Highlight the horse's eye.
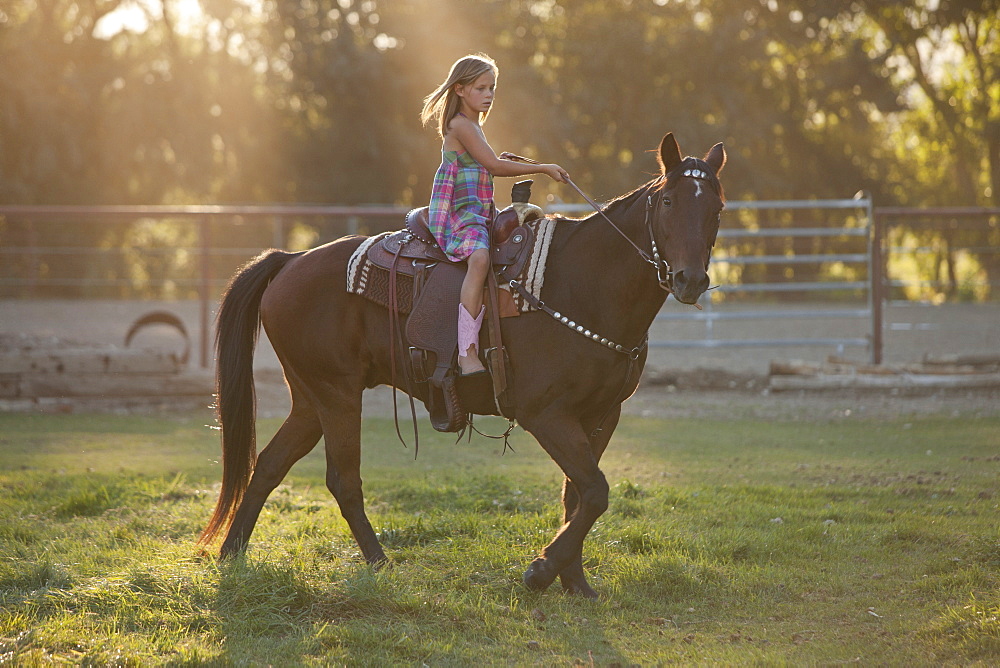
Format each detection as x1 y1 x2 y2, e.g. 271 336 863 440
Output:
663 197 672 207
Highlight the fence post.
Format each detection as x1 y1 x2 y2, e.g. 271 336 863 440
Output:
199 217 213 369
870 204 884 365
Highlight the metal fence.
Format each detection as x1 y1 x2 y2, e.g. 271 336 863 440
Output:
553 196 878 360
0 205 409 367
875 207 999 301
2 200 997 369
666 198 876 356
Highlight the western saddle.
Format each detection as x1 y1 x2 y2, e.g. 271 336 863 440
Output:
365 180 542 433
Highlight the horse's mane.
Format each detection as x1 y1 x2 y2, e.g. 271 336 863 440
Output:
548 155 724 225
546 176 656 224
601 177 660 216
601 155 726 215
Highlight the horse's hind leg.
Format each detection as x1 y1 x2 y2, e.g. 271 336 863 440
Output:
314 383 387 567
220 400 323 558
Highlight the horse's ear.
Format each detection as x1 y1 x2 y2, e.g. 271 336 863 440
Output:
657 133 682 175
705 142 727 175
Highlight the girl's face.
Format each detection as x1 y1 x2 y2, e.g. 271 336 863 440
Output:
455 71 496 116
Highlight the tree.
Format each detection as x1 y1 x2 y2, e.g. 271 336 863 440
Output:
861 0 998 206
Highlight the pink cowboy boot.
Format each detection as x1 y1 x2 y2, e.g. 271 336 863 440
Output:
457 304 486 375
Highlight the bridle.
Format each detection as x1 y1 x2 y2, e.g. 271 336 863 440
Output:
506 165 718 358
565 177 672 292
568 165 717 299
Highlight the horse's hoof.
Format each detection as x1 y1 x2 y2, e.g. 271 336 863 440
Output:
369 556 391 571
218 544 244 561
523 559 557 591
561 581 600 599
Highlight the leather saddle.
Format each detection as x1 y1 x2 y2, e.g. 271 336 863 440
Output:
367 207 534 284
367 184 541 433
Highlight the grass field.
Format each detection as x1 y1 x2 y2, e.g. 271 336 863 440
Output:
1 406 998 665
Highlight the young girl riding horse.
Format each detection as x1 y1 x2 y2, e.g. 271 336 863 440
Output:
420 54 569 376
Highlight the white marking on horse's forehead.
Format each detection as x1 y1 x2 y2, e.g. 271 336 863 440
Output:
681 167 709 198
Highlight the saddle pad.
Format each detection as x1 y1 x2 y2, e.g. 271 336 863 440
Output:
346 232 416 313
505 216 557 312
346 218 559 315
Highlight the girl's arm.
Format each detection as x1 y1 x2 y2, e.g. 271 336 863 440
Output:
449 115 569 183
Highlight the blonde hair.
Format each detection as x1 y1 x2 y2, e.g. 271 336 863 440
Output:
420 54 498 138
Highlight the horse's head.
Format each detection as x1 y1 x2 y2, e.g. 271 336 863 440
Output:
651 133 726 305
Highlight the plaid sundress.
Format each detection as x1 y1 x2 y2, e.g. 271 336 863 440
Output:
428 149 493 262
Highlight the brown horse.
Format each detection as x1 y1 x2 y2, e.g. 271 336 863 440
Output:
199 132 726 598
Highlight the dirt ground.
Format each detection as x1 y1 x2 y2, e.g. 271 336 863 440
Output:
246 368 999 423
1 299 997 420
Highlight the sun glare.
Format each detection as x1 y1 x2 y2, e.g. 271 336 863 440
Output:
93 0 209 39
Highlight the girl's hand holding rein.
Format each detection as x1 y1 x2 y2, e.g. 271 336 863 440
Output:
497 151 569 184
542 163 570 184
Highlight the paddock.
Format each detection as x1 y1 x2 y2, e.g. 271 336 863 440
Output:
1 400 997 664
2 297 997 415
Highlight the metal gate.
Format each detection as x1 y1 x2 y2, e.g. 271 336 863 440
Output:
555 197 879 362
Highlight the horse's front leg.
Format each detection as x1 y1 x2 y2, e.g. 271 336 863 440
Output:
556 406 621 598
520 414 609 594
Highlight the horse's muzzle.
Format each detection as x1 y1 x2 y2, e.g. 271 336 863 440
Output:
672 268 710 304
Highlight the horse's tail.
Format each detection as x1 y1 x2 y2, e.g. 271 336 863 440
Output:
198 249 301 546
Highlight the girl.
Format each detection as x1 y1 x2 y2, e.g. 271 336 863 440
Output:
420 54 569 375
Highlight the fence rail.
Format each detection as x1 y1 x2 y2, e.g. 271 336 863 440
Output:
1 205 408 366
3 200 997 368
657 197 877 359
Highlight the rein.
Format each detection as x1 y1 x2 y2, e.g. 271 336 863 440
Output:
566 178 661 272
503 153 669 286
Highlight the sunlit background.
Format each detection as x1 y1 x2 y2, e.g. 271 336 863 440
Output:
0 0 997 302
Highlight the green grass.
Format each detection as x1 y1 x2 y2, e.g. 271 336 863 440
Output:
0 407 998 665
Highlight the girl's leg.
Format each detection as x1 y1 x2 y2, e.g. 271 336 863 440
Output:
458 248 489 374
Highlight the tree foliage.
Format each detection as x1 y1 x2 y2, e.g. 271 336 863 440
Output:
2 0 995 206
0 0 996 297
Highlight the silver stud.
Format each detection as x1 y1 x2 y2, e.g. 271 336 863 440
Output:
600 338 608 345
576 325 584 333
513 234 523 243
553 312 561 319
592 333 601 341
584 330 591 337
561 316 569 324
615 345 624 352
